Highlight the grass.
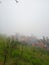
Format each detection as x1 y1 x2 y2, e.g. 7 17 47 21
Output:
0 36 49 65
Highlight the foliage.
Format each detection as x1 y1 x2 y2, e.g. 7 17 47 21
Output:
0 35 49 65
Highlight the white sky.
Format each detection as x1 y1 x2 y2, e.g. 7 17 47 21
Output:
0 0 49 38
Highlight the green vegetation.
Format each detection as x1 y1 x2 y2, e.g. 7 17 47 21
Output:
0 35 49 65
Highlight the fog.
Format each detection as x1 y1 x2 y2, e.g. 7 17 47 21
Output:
0 0 49 38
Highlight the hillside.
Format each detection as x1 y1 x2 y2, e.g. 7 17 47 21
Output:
0 35 49 65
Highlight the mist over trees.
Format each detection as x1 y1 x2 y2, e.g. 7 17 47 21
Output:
0 0 49 64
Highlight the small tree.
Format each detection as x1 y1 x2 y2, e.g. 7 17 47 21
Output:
42 36 46 44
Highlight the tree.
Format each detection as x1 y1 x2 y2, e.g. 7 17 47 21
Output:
42 36 46 44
